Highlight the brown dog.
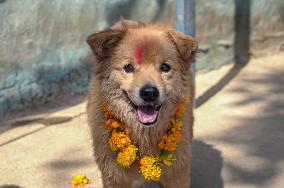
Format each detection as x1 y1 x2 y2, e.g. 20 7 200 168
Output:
86 19 198 188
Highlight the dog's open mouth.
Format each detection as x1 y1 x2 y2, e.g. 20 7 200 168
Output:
137 105 161 125
123 91 161 125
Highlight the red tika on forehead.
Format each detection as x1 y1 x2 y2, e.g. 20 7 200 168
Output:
134 46 144 64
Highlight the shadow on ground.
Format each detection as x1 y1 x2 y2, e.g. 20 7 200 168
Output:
0 95 85 139
191 140 223 188
196 63 246 108
0 115 84 147
208 66 284 186
1 94 85 125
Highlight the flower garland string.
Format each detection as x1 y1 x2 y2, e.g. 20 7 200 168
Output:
101 101 185 181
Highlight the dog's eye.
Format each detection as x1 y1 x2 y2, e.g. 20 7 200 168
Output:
160 63 171 73
123 64 134 73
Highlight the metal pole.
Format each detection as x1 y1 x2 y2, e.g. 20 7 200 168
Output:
176 0 196 109
176 0 196 76
176 0 196 37
234 0 251 65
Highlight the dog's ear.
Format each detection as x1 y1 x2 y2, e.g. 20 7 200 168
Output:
86 28 126 61
87 19 145 61
167 30 198 64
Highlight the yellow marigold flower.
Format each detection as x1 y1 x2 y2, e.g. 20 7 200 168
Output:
71 175 89 186
109 131 131 151
117 144 138 168
158 130 182 151
175 104 185 116
140 156 162 181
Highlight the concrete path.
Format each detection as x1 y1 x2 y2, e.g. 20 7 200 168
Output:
1 54 284 188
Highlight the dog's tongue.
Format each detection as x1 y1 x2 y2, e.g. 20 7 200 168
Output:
137 106 158 124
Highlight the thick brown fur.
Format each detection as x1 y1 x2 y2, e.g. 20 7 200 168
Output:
86 19 198 188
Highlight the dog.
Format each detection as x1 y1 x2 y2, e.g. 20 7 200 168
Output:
86 19 198 188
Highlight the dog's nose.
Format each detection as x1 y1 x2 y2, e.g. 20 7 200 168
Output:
140 85 159 102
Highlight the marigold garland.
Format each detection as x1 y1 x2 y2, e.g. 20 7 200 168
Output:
102 102 185 181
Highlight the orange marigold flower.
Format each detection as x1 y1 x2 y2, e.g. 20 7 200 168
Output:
101 101 113 117
175 104 185 116
109 131 131 151
105 119 123 132
111 120 122 129
101 101 109 112
105 119 114 132
158 130 182 151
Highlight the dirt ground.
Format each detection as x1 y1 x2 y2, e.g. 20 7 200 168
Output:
1 53 283 188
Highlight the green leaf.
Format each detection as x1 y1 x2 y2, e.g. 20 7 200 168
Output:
163 159 173 166
160 149 170 159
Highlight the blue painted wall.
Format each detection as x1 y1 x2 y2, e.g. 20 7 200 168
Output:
0 0 283 118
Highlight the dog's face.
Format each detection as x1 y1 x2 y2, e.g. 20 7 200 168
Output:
87 20 197 127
